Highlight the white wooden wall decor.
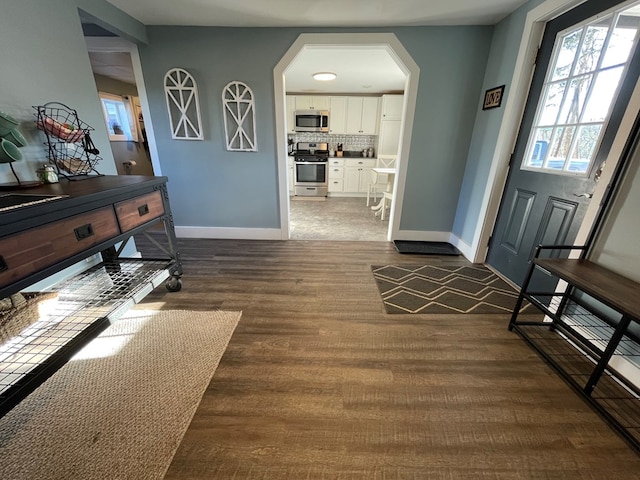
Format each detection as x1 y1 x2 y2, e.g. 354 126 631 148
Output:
164 68 203 140
222 81 257 152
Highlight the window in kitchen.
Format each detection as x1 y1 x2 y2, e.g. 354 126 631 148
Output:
164 68 203 140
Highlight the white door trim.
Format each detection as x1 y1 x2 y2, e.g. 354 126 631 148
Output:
273 33 419 241
473 0 587 263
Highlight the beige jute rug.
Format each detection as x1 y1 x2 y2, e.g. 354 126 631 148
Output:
0 308 241 480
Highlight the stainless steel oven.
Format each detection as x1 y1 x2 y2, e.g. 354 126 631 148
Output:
294 142 329 197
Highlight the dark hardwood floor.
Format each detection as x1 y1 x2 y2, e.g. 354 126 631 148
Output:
136 238 640 479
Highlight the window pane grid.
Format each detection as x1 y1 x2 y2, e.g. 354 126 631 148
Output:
523 4 640 175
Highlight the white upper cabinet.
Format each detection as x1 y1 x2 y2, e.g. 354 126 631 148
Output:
329 97 347 134
286 96 297 133
295 96 330 111
346 97 379 135
361 97 380 134
380 94 404 121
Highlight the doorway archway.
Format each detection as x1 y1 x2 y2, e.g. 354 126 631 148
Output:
273 33 420 241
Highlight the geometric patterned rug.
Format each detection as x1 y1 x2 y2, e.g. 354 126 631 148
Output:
372 264 530 314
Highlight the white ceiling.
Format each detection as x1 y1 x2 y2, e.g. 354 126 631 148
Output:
88 51 137 85
93 0 528 93
105 0 528 27
285 46 407 94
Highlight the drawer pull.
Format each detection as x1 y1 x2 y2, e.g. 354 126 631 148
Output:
138 203 150 216
0 255 7 272
74 223 94 241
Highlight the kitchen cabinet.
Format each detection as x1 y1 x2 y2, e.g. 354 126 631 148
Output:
294 95 330 111
377 94 403 157
381 94 404 120
346 97 379 135
378 120 401 156
288 157 295 193
329 97 347 134
344 158 376 192
286 95 297 133
327 157 345 193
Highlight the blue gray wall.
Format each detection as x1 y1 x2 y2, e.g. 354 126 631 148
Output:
140 28 299 228
452 0 546 246
138 26 493 232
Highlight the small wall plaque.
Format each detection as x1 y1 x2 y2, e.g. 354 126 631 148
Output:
483 85 505 110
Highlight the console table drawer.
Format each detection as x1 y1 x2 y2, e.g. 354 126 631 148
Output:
0 207 119 288
115 191 164 233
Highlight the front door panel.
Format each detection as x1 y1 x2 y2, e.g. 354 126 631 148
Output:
487 0 640 286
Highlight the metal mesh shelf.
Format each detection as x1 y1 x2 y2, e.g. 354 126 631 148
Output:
0 258 171 416
526 293 640 377
518 323 640 447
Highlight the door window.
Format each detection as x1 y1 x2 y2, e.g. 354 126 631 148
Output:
523 3 640 175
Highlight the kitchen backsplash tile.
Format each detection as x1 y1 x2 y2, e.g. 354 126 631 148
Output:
289 133 375 152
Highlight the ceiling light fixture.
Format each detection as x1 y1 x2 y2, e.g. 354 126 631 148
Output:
313 72 337 81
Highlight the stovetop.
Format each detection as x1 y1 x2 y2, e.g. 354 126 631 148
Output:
294 153 328 162
295 142 329 162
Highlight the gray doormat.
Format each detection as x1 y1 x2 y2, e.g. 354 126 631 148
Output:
394 241 460 255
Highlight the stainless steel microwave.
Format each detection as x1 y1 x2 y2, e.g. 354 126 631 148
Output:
294 110 329 132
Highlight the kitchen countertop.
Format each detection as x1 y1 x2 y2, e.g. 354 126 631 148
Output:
333 151 376 159
290 150 375 158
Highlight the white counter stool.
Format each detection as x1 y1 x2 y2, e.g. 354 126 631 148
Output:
379 191 393 220
370 164 397 221
366 155 396 206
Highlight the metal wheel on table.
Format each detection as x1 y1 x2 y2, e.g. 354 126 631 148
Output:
165 276 183 292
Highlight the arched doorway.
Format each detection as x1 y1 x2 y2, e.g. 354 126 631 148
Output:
273 33 420 241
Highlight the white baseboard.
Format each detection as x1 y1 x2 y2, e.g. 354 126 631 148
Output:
175 226 284 240
326 193 367 198
175 226 478 261
448 234 474 262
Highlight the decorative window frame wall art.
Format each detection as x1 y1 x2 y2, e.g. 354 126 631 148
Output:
222 81 257 152
164 68 203 140
482 85 505 110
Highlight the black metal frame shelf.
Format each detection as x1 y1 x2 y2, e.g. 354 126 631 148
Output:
509 244 640 452
0 258 171 417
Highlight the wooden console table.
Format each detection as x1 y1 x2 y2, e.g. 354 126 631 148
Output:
509 245 640 451
0 175 182 417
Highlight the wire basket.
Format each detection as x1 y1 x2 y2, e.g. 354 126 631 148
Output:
34 102 101 177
